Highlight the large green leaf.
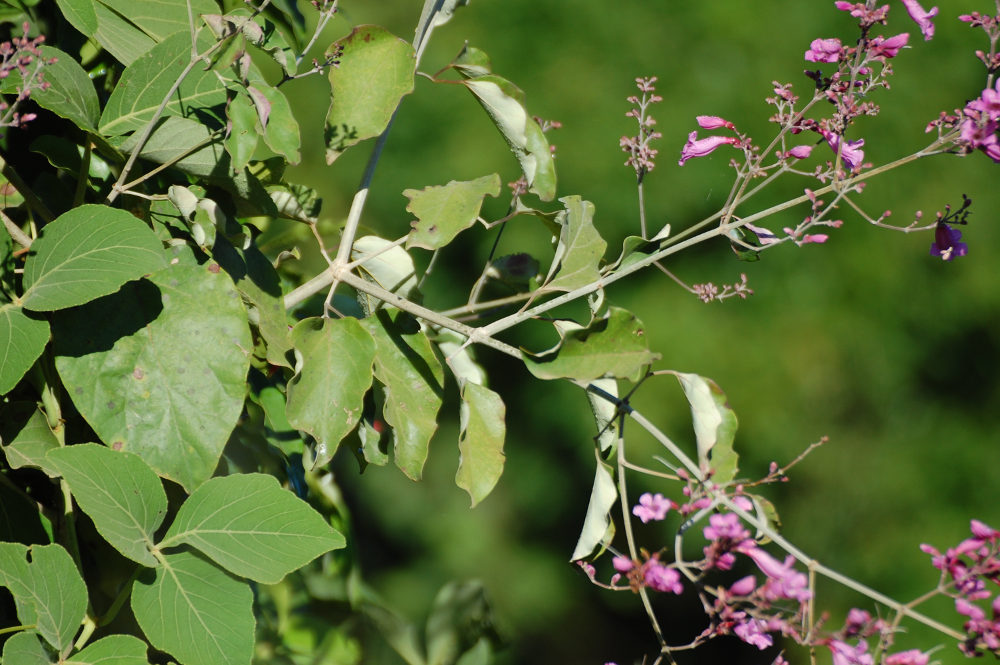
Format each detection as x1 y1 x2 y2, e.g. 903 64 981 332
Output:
31 46 100 132
47 444 167 567
91 3 156 65
1 631 52 665
55 0 98 38
53 262 252 492
0 305 49 394
455 382 505 507
458 74 556 201
159 473 345 583
405 175 501 250
255 83 300 164
1 403 60 477
570 452 617 561
131 550 254 665
541 196 606 293
523 307 659 383
66 634 150 665
674 372 739 484
118 116 228 177
97 0 219 41
0 543 88 655
20 205 167 312
285 317 375 466
99 31 228 136
364 313 444 480
324 26 416 163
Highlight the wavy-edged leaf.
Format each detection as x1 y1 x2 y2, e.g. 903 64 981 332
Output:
53 262 252 492
456 382 505 507
324 26 415 163
523 307 659 383
47 444 166 567
0 543 88 654
66 634 150 665
21 205 166 312
675 372 739 483
570 452 616 561
541 196 605 292
364 313 444 480
285 317 375 466
405 174 500 250
131 550 253 665
0 305 49 394
160 473 345 583
99 31 228 135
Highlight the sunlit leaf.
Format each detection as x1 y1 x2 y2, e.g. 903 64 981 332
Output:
405 175 501 250
455 382 505 507
351 236 419 314
47 444 166 567
0 306 49 394
160 473 345 584
21 205 166 312
541 196 605 292
66 634 150 665
256 83 300 164
53 262 252 492
325 26 415 163
0 631 51 665
570 452 616 561
97 0 219 41
117 115 227 177
523 307 659 383
285 317 375 466
225 92 259 173
131 550 254 665
674 372 739 483
30 46 99 132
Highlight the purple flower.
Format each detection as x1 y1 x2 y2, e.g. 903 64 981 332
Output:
703 512 750 541
678 131 739 165
696 115 734 130
612 555 634 572
805 37 844 62
745 548 813 602
899 0 938 40
819 129 865 171
829 639 874 665
786 144 814 160
929 222 968 261
632 492 672 523
734 616 773 650
643 560 683 594
885 649 930 665
868 33 909 58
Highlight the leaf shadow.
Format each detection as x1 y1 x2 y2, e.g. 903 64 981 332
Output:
51 278 163 357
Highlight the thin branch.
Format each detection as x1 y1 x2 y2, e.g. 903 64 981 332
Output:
1 209 31 248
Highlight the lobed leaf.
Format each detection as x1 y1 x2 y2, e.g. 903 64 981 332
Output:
131 550 254 665
160 473 345 583
405 175 501 250
324 26 416 163
523 307 659 383
674 373 739 483
455 382 506 507
0 306 50 394
53 262 252 492
47 444 167 567
285 317 376 466
21 205 167 312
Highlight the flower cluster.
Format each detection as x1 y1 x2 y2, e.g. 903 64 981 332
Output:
0 23 54 130
620 76 663 177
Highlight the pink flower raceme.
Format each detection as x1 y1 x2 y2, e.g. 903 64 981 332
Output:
745 547 813 602
644 560 683 594
899 0 938 40
929 222 968 261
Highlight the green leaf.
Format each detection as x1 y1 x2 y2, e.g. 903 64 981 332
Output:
159 473 345 583
459 75 556 201
1 402 60 477
53 263 252 492
674 373 739 483
225 92 259 173
55 0 98 38
0 543 88 654
541 196 606 292
455 382 505 507
425 581 497 665
91 3 155 65
47 443 167 567
97 0 219 41
131 550 254 665
404 175 501 250
1 631 52 665
351 236 419 314
0 305 49 394
324 26 416 163
523 307 659 383
99 31 228 136
256 83 300 164
65 634 150 665
118 116 227 177
363 313 444 481
570 452 616 561
285 317 375 466
21 204 167 312
31 46 100 132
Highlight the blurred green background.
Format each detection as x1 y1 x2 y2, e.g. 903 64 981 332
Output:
277 1 1000 663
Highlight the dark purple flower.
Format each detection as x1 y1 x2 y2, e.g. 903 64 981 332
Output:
930 222 968 261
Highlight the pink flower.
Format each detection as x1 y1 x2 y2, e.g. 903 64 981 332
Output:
612 555 634 572
899 0 938 40
678 131 739 165
697 115 735 130
644 560 683 594
703 512 750 541
819 129 865 170
805 37 844 62
734 616 773 649
745 548 813 602
632 492 672 523
868 33 909 58
728 575 757 596
971 519 1000 540
829 639 874 665
786 144 814 160
885 649 930 665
